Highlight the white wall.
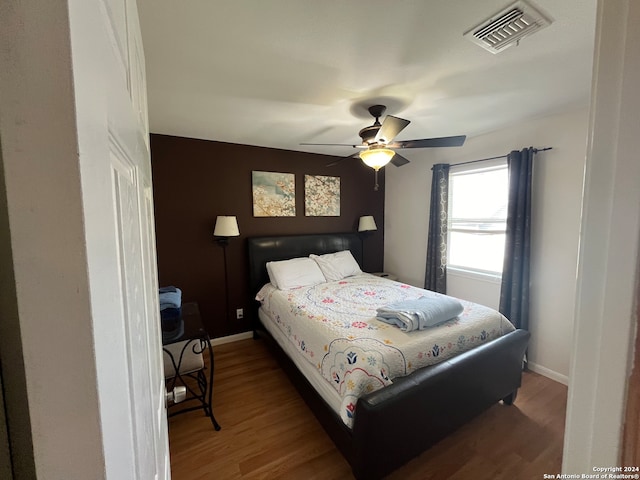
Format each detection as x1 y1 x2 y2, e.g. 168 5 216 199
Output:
447 270 501 310
385 107 590 383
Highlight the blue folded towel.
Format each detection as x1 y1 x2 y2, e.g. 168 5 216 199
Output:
376 295 464 332
159 286 182 311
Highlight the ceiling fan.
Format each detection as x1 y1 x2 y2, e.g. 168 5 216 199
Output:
301 105 467 172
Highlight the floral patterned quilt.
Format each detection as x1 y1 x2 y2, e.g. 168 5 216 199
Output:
256 273 515 428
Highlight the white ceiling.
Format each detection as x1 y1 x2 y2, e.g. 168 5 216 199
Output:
137 0 596 159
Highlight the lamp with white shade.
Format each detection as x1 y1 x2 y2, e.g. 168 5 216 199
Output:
214 216 240 321
357 215 377 271
358 215 377 232
214 215 240 244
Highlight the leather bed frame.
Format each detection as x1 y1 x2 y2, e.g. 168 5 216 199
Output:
247 233 529 479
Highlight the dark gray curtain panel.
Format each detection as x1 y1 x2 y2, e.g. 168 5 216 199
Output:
499 148 534 331
425 164 450 293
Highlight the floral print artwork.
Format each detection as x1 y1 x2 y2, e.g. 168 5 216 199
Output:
305 175 340 216
252 171 295 217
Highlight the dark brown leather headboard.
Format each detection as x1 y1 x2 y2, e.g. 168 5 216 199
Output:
247 233 363 296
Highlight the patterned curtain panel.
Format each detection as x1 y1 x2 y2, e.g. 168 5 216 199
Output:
425 164 450 293
499 148 534 332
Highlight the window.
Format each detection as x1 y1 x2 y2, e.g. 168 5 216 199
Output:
447 161 508 276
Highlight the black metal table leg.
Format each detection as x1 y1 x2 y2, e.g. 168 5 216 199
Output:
162 303 221 431
202 336 221 430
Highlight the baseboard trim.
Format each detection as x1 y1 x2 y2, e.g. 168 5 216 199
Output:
210 331 253 346
528 362 569 386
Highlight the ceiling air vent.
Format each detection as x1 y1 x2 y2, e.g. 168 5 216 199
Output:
464 0 553 54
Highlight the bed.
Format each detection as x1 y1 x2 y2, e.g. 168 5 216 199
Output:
248 233 529 479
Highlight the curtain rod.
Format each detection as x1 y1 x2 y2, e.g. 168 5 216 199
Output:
440 147 553 169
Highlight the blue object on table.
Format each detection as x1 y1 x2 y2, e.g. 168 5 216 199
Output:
162 319 184 343
159 286 182 310
161 307 181 320
159 286 183 341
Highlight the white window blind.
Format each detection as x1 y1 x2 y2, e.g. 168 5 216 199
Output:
447 162 508 275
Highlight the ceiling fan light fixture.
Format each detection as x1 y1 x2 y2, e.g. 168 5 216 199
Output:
359 148 395 171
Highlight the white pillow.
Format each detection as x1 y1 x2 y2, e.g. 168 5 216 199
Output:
310 250 362 282
266 257 327 290
266 262 279 288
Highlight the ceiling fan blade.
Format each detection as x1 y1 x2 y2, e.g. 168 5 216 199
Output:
390 153 410 167
388 135 466 149
326 158 346 167
301 142 366 148
374 115 410 144
326 152 359 167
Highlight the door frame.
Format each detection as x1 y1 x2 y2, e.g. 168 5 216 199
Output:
0 0 167 477
563 0 640 472
622 276 640 465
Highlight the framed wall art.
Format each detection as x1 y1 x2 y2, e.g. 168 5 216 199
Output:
304 174 340 217
252 171 296 217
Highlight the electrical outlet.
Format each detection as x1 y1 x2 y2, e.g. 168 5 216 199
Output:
236 308 244 319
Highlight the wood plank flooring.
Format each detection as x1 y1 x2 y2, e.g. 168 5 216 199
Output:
168 338 567 479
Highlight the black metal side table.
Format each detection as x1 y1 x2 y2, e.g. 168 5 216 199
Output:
162 302 221 430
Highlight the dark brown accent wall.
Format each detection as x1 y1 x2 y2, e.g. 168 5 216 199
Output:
151 134 385 339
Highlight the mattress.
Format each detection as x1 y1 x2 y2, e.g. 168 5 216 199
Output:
258 307 344 414
256 273 515 428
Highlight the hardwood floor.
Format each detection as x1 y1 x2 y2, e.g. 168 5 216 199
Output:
168 338 567 479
